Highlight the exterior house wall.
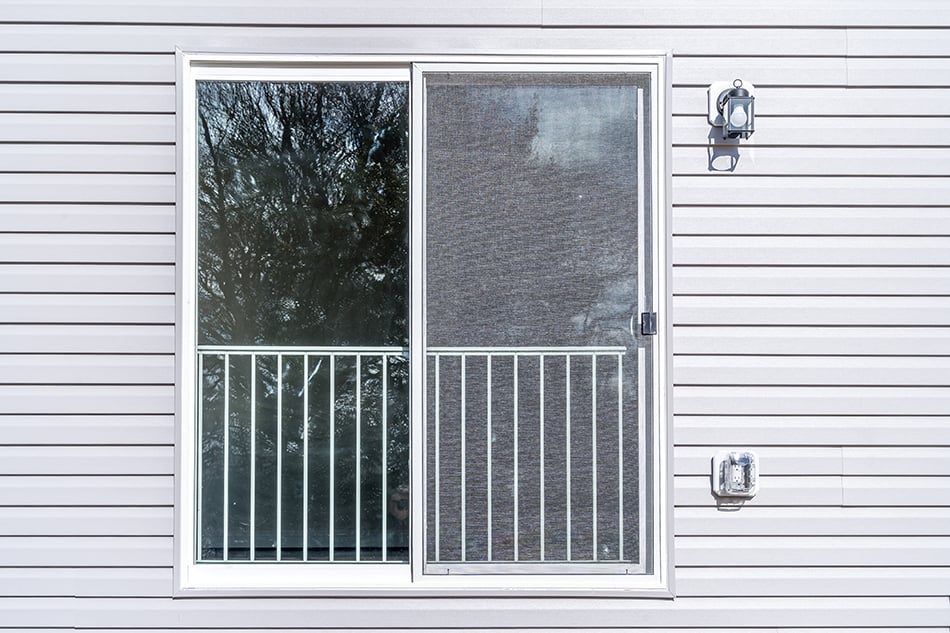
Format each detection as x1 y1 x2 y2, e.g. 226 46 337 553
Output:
0 0 948 628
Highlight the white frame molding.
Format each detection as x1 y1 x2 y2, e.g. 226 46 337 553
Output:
175 51 672 597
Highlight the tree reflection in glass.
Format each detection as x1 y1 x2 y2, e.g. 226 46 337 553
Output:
196 81 409 563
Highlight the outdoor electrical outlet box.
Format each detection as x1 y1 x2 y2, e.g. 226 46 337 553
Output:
712 450 759 498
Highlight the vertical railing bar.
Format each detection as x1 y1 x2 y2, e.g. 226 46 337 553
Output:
249 354 256 562
460 354 466 562
223 353 229 562
196 353 204 561
513 354 519 562
303 354 309 562
434 354 440 562
592 354 598 561
276 353 283 562
329 354 335 562
356 354 362 562
565 354 571 562
617 353 624 561
486 355 492 563
382 354 388 562
539 355 544 562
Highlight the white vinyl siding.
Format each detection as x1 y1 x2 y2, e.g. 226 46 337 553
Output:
0 0 947 629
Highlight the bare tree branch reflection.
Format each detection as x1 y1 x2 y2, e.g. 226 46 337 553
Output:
197 81 409 562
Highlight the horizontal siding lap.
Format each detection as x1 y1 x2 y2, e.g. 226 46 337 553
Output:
675 507 950 536
0 598 86 628
542 0 950 27
844 477 950 507
0 536 170 567
676 355 950 386
672 56 847 86
675 386 950 415
0 266 174 294
0 476 173 506
675 326 950 355
0 114 174 143
677 236 950 266
0 84 174 113
75 568 173 597
0 325 173 353
63 597 950 627
674 87 950 116
0 1 544 25
0 145 174 173
0 415 173 445
673 177 950 207
678 476 950 508
675 416 950 447
0 447 171 476
0 507 171 537
0 25 848 55
0 54 174 83
28 567 948 599
673 208 950 237
676 567 950 597
675 475 843 506
0 568 170 598
673 296 950 327
673 116 950 146
848 29 950 56
676 535 950 566
0 174 172 204
0 386 172 415
674 267 950 296
0 355 173 384
0 205 175 233
0 235 173 264
675 446 843 475
0 295 173 324
846 58 950 86
0 571 74 597
843 448 950 475
0 568 174 599
673 147 950 177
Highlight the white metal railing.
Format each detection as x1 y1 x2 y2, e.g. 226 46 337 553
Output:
426 346 628 566
198 344 629 566
196 345 408 563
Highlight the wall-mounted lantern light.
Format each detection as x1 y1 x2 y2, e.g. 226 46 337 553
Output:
708 79 755 140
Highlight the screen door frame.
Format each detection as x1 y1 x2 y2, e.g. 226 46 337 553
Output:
408 57 671 593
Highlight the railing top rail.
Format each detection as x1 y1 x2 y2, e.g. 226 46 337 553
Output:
197 345 407 354
427 346 627 355
197 345 625 355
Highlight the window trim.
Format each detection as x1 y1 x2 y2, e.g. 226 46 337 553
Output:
175 51 672 597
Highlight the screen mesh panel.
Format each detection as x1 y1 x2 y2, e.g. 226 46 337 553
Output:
424 72 642 572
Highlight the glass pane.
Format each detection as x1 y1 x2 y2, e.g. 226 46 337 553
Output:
424 72 643 573
196 80 410 564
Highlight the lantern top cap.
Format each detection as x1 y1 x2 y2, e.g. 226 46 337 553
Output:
717 79 753 114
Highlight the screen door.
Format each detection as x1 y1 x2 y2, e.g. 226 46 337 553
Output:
420 68 651 574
